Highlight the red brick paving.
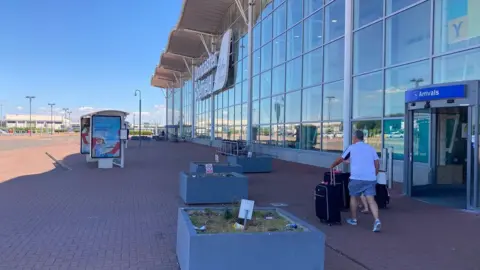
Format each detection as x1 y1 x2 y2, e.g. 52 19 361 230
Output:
0 139 479 270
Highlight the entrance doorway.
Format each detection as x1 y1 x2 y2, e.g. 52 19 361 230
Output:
404 82 479 210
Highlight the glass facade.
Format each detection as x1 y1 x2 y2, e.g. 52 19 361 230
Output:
166 0 480 164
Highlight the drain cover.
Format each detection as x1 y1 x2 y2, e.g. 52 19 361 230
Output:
270 203 288 207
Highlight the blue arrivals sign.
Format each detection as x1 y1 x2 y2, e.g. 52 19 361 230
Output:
405 84 466 103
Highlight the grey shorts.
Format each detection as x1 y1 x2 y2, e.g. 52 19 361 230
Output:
348 179 376 197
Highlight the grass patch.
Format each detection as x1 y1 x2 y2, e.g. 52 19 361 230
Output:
187 208 304 234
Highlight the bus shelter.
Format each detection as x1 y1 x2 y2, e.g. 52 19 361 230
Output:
80 110 129 169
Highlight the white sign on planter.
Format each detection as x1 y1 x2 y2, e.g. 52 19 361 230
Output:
213 29 232 92
239 199 255 220
205 163 214 174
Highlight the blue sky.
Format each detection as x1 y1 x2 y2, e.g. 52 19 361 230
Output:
0 0 180 124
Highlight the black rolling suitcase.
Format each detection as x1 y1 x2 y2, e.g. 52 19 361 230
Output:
375 184 390 209
315 170 342 225
324 170 351 210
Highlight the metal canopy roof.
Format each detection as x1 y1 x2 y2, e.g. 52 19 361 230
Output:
151 0 236 90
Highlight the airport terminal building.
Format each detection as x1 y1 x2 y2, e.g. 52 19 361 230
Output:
151 0 480 210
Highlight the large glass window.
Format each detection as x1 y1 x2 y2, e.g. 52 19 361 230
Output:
353 22 383 74
433 47 480 84
235 60 242 84
235 83 242 105
287 0 303 27
253 50 261 75
286 57 303 92
354 0 384 29
260 98 271 124
253 25 261 51
242 81 248 104
229 87 235 106
434 0 480 54
304 0 323 17
253 75 260 101
234 105 242 127
272 64 286 95
322 121 343 152
273 34 287 66
323 80 344 121
352 72 383 119
383 119 405 160
252 100 260 125
285 90 302 123
304 9 323 52
352 120 382 152
300 124 321 150
387 0 424 15
261 70 272 98
261 42 273 72
302 85 322 122
262 14 273 45
385 60 430 117
273 2 287 37
324 38 345 82
287 23 303 60
386 1 430 66
303 47 323 87
285 124 301 149
325 0 345 42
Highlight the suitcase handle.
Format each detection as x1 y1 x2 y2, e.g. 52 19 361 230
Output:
330 168 336 185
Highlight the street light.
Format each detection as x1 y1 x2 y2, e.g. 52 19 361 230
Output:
0 103 3 128
67 110 72 129
62 108 69 131
25 96 35 136
135 89 142 147
48 103 55 134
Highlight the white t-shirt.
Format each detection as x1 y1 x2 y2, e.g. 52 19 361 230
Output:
341 141 379 181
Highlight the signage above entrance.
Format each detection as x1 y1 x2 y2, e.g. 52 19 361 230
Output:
194 52 218 82
405 84 466 103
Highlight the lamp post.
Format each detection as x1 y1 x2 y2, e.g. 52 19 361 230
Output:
67 110 72 129
48 103 55 134
0 103 3 128
62 108 69 131
25 96 35 136
135 89 142 147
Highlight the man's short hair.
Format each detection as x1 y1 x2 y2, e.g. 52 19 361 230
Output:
354 130 364 141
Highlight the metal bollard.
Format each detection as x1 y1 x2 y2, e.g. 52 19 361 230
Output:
387 147 394 189
381 148 388 171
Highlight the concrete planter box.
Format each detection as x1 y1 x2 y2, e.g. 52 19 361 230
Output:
189 161 243 174
179 172 248 204
227 155 273 173
176 207 325 270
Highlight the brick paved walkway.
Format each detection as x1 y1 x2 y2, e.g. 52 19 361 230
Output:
0 139 479 270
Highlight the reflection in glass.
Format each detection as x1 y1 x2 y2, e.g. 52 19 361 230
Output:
352 72 383 118
234 105 242 127
433 47 480 84
386 2 430 66
302 86 322 122
242 103 248 126
304 0 323 17
253 25 261 50
285 124 301 149
352 120 382 152
261 71 272 98
304 10 323 52
252 100 260 125
287 23 303 60
386 0 423 15
272 64 286 95
434 0 480 54
223 91 228 108
300 124 321 150
303 47 323 88
287 0 303 27
273 2 287 37
385 60 430 117
272 95 285 124
383 119 405 160
258 125 271 144
260 98 271 124
229 87 235 106
322 121 343 152
242 81 248 105
273 34 287 66
323 80 344 121
354 0 384 29
353 22 383 74
229 106 235 128
235 60 243 84
243 60 249 81
285 90 301 123
324 38 345 82
261 42 273 72
325 0 346 42
253 75 260 101
286 57 303 92
253 49 261 75
262 14 273 45
235 83 242 105
272 123 285 147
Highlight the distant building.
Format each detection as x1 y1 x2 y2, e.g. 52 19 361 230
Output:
4 114 70 130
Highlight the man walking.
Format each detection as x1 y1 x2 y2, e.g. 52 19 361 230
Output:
330 130 382 232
